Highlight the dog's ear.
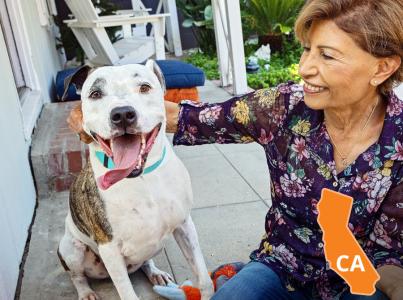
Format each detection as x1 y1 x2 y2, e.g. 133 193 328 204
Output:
62 65 92 101
145 60 166 94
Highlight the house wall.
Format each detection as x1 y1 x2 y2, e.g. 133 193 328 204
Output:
0 28 36 300
21 1 63 102
0 1 62 298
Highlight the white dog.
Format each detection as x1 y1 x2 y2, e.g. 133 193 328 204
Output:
58 60 214 300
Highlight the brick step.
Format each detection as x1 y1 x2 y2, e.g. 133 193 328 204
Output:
31 101 88 198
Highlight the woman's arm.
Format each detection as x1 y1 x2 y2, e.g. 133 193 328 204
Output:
165 100 180 133
366 180 403 299
171 85 291 146
377 265 403 300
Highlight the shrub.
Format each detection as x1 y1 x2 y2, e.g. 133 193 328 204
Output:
177 0 216 55
244 0 305 36
184 37 303 90
183 51 220 80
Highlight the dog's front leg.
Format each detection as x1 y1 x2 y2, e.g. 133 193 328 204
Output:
173 216 214 300
98 243 138 300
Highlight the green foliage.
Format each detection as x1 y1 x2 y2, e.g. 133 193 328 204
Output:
247 36 302 89
94 0 121 42
247 62 300 89
239 0 258 40
244 0 304 35
184 37 303 90
177 0 216 55
183 51 219 80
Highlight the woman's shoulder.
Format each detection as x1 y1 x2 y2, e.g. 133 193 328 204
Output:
385 91 403 135
268 81 322 126
252 81 306 113
257 80 303 98
386 91 403 118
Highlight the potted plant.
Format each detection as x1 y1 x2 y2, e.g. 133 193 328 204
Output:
177 0 216 55
245 0 304 52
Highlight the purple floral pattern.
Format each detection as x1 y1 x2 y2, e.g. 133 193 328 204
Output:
199 105 222 126
174 82 402 299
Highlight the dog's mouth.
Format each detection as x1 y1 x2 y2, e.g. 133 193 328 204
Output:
93 123 162 190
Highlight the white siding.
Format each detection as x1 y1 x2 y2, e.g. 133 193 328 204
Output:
0 28 36 299
21 0 62 103
0 1 62 298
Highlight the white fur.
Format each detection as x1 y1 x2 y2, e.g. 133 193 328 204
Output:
59 62 214 300
81 64 166 140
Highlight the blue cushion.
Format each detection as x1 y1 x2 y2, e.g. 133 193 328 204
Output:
156 60 205 89
56 67 81 101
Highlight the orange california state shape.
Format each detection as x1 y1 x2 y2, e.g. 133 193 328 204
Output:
317 188 380 295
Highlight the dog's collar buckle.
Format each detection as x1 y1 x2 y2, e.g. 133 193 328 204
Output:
95 146 167 177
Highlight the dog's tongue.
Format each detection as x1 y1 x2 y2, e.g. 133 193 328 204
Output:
97 135 141 190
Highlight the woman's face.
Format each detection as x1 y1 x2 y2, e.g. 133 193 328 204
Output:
298 19 379 110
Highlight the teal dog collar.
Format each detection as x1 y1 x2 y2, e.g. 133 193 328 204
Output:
95 146 166 176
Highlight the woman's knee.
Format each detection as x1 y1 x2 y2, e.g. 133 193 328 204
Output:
211 262 289 300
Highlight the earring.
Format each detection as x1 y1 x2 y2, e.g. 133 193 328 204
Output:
371 80 378 86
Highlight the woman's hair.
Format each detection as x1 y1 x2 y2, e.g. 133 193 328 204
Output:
295 0 403 94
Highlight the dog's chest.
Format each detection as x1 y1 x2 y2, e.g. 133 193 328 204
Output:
101 176 190 262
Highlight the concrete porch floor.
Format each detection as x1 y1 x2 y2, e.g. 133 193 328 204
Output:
19 81 272 299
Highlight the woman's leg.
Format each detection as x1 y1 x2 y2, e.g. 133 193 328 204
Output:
340 289 389 300
211 261 307 300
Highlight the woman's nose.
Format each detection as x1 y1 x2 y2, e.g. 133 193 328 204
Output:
298 52 318 78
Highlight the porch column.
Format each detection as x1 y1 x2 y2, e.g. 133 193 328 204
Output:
162 0 183 56
211 0 247 95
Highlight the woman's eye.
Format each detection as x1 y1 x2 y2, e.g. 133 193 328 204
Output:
321 51 334 60
139 84 152 94
303 46 311 52
89 90 102 99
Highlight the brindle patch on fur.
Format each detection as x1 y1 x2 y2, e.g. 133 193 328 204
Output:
69 162 112 244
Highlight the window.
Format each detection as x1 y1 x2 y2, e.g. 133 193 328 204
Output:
0 0 43 140
0 0 27 98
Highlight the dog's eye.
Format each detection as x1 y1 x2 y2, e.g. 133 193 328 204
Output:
89 90 102 99
139 84 152 94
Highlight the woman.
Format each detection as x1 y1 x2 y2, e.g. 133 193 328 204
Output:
69 0 402 299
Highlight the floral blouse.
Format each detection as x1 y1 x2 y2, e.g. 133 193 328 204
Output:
173 82 403 299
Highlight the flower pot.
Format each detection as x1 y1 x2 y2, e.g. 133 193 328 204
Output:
258 34 283 53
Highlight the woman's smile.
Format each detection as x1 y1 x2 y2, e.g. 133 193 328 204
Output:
303 81 327 94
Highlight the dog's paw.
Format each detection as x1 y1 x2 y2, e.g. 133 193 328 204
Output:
147 268 174 286
79 291 100 300
141 260 174 286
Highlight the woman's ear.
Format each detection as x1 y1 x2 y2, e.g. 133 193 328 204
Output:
371 55 401 86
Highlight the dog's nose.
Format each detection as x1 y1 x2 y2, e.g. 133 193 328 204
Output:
110 106 137 128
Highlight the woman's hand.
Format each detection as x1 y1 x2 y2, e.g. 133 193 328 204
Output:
67 102 93 144
390 286 403 300
164 101 180 133
376 265 403 300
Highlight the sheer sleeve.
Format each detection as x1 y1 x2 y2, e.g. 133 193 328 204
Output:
173 83 300 146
